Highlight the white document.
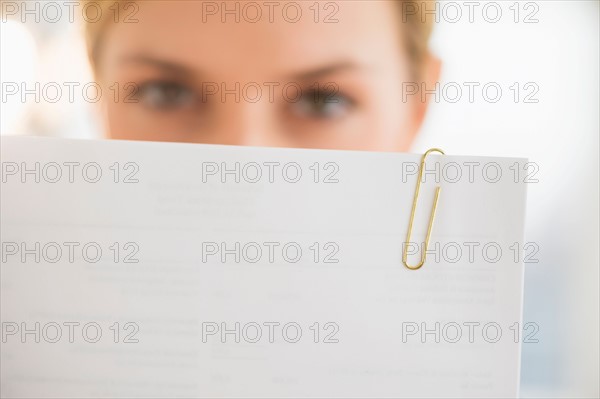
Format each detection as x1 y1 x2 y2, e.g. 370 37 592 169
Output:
0 137 527 398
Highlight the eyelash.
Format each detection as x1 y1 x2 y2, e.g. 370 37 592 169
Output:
128 79 357 118
128 80 197 110
296 87 356 117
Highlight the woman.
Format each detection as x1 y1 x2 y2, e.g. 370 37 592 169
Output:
83 0 438 151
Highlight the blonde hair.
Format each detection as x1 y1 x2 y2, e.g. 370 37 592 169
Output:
82 0 435 77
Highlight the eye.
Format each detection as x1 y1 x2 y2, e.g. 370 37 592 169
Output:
291 88 355 120
132 81 196 110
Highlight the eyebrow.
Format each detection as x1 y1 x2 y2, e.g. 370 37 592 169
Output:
291 61 365 81
120 55 363 81
120 55 196 77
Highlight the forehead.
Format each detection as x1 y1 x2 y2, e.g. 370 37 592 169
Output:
101 0 404 77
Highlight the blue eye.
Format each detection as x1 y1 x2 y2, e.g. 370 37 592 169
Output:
292 89 354 119
134 81 196 110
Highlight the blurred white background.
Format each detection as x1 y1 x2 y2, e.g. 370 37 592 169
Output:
1 1 598 397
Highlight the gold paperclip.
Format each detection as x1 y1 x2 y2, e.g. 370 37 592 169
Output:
403 148 445 270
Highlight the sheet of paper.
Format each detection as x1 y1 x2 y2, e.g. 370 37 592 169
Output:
0 137 527 398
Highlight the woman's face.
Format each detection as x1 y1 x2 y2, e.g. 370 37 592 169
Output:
98 0 434 151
